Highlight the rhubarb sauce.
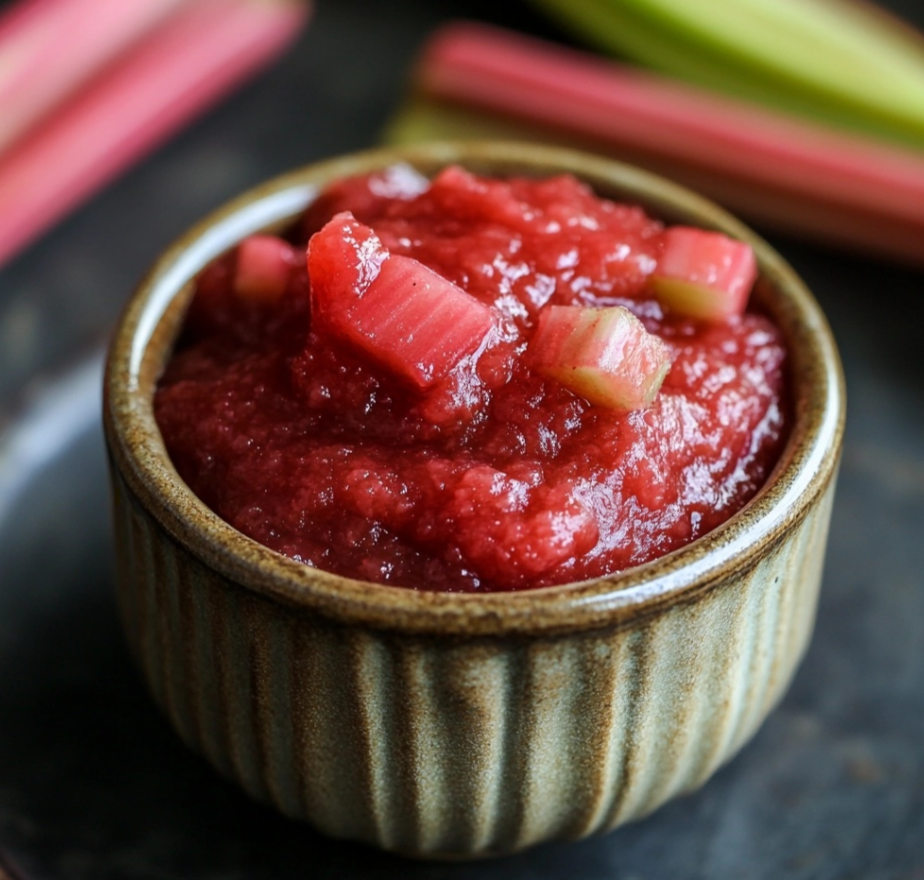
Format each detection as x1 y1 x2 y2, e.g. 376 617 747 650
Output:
154 165 788 592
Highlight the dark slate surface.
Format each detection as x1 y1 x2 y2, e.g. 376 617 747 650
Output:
2 0 924 877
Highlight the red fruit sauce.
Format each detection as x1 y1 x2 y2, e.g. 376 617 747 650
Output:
155 165 788 592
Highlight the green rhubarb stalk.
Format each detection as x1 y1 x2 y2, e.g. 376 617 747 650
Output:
608 0 924 108
384 99 540 145
526 0 891 137
527 0 924 149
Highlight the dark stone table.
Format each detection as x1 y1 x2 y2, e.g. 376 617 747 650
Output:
2 1 924 877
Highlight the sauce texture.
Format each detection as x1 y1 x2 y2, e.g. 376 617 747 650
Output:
155 165 788 592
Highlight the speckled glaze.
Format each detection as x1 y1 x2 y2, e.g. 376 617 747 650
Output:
103 142 845 858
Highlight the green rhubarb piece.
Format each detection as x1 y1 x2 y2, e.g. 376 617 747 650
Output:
530 305 672 410
649 227 757 321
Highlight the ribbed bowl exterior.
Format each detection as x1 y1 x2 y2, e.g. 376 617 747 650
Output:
104 143 845 858
110 461 835 857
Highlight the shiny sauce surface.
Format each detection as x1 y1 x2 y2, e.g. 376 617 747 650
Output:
155 166 788 591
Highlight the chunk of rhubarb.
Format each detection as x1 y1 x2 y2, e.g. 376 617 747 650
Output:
307 212 495 388
233 234 299 303
649 227 756 321
530 305 671 410
306 211 388 320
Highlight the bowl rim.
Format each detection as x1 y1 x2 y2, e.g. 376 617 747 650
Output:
104 140 845 637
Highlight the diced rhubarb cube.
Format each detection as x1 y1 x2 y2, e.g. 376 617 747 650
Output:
530 304 671 410
307 212 495 388
649 226 757 321
233 234 299 303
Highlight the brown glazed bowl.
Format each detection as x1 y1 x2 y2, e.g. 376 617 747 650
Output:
103 142 845 858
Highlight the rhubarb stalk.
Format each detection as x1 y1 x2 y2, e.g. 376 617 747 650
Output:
0 0 190 156
387 22 924 266
526 0 924 150
0 0 310 269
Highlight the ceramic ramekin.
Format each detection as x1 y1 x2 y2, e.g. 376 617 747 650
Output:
103 142 845 858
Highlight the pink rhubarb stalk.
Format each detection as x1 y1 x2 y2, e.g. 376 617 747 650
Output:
414 21 924 266
0 0 189 153
0 0 190 157
0 0 310 269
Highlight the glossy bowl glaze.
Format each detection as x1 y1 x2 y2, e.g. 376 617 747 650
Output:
103 142 845 858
